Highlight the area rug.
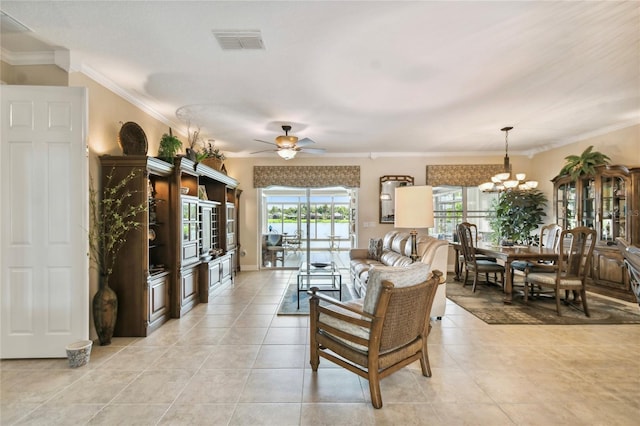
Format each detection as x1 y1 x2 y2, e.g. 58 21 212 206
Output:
446 277 640 325
277 278 355 315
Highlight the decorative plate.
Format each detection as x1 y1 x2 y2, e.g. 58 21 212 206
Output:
118 121 148 155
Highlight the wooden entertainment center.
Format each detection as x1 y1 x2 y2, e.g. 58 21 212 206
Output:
100 155 240 337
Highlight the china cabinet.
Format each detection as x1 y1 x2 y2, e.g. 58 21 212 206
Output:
99 156 172 336
553 164 640 301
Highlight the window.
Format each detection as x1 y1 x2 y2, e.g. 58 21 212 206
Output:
432 186 497 242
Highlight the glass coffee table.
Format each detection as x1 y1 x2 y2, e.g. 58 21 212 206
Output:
297 262 342 308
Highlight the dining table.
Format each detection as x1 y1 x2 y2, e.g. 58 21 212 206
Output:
451 242 559 304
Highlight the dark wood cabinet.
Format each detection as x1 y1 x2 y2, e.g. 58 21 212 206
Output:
99 156 173 337
100 155 239 335
553 164 640 301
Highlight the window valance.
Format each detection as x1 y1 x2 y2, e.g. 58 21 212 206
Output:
253 165 360 188
425 164 504 187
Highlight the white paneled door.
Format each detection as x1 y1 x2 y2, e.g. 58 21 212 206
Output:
1 86 88 358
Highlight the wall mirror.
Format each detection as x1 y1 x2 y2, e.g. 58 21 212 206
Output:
379 175 414 224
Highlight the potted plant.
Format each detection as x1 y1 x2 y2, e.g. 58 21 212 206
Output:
489 189 548 245
197 139 226 171
559 145 610 180
158 129 182 164
89 168 147 345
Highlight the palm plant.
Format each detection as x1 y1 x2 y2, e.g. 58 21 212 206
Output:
559 146 610 180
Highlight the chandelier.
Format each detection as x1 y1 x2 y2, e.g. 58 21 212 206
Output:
479 126 538 192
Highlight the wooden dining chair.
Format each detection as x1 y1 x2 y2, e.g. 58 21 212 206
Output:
457 222 495 278
511 223 562 300
525 227 596 316
457 223 505 292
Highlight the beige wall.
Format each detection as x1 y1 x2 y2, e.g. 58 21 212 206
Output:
0 60 68 85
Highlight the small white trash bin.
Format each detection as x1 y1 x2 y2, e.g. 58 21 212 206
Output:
65 340 93 368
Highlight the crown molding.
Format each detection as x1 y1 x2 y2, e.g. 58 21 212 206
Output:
0 47 55 65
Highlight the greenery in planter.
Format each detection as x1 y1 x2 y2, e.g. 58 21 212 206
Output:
158 131 183 164
89 169 148 279
489 189 548 245
559 145 610 180
196 139 226 162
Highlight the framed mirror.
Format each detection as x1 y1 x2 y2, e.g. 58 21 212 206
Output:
379 175 414 224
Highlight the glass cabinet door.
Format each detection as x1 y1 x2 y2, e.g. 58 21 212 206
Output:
581 177 595 229
557 181 577 230
600 174 627 242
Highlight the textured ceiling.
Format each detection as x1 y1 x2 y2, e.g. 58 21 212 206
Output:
1 1 639 158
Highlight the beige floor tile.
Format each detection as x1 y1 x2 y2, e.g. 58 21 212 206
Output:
412 368 494 403
112 369 193 404
239 369 303 403
86 403 169 425
300 403 374 425
176 369 250 404
148 345 215 371
271 315 309 328
158 403 236 425
48 370 139 404
13 403 104 426
0 403 40 425
233 313 275 328
431 402 515 425
263 326 308 344
201 345 261 369
175 326 228 346
302 369 365 403
254 344 306 369
1 369 87 404
371 402 442 425
96 345 169 371
230 402 301 426
219 327 269 345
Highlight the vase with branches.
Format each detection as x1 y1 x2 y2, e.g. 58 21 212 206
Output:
89 168 147 345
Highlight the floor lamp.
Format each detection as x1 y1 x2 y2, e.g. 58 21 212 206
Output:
395 186 434 262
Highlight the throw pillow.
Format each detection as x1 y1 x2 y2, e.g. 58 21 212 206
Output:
368 238 383 260
362 262 430 314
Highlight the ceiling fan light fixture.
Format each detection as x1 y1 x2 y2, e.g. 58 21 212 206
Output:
275 135 298 148
277 148 297 160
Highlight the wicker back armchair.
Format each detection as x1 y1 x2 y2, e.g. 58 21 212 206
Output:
309 267 442 409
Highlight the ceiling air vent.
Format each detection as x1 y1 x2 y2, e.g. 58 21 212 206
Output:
212 30 265 50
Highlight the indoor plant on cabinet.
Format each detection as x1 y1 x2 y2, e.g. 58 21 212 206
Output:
89 168 147 345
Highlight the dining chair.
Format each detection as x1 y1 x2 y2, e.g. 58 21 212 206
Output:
457 222 495 278
525 227 596 316
511 223 562 300
309 265 442 409
457 223 505 292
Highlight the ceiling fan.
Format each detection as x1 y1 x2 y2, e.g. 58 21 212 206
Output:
252 125 326 160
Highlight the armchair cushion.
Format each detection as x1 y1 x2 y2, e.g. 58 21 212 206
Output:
363 262 430 314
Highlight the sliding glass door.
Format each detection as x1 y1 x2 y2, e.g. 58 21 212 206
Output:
261 186 355 269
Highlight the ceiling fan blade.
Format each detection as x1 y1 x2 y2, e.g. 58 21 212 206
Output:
250 149 277 154
296 137 315 147
254 139 277 146
299 148 326 154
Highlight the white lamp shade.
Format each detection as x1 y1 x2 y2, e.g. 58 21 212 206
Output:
395 186 434 228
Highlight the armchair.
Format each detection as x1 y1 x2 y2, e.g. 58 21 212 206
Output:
309 264 442 409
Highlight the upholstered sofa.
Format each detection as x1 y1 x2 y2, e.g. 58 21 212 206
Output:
349 230 449 318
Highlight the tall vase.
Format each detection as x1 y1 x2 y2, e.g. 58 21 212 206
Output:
93 275 118 346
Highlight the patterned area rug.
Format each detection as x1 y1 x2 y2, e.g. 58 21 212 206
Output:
277 277 355 315
446 277 640 325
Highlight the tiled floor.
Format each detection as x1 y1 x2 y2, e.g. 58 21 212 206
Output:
2 269 639 425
